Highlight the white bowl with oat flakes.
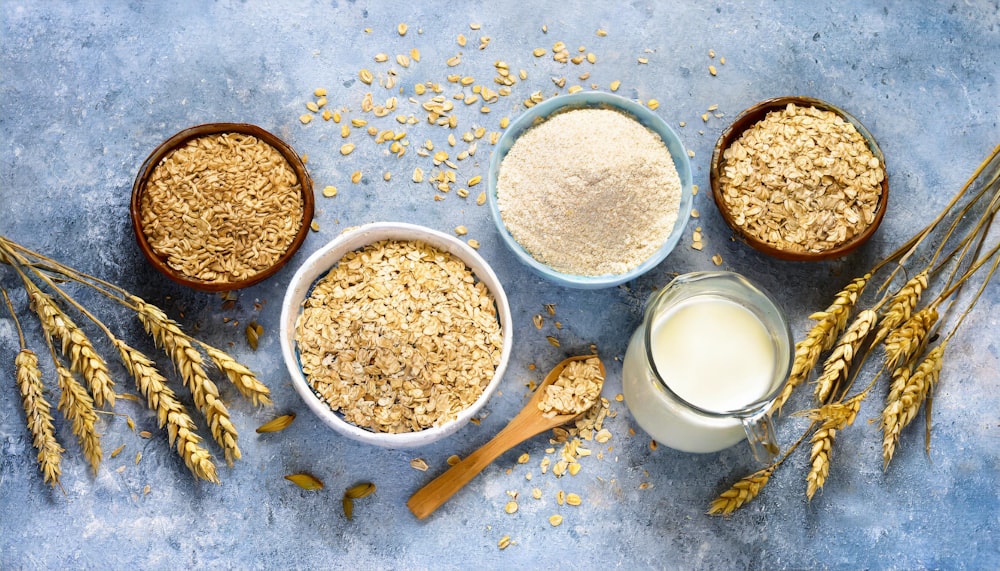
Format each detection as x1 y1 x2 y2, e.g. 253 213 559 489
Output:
279 222 513 448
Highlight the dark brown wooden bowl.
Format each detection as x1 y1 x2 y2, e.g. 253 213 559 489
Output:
130 123 314 291
709 96 888 262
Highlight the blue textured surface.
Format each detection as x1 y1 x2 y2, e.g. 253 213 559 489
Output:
2 2 999 569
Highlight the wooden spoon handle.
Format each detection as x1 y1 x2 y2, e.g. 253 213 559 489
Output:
407 414 554 520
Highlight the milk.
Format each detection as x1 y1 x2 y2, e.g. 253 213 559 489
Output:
649 296 774 413
622 277 788 456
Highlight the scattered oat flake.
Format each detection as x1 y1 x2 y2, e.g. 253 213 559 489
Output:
566 493 582 506
709 65 718 76
498 535 511 550
650 440 658 451
546 336 560 347
110 444 125 458
549 514 563 526
517 453 530 464
143 484 151 495
322 185 338 198
310 220 320 232
532 488 543 499
134 452 142 465
467 239 480 249
139 430 152 439
504 501 519 514
712 254 723 266
351 170 362 183
447 455 461 466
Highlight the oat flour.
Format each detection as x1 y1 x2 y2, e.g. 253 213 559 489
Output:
496 108 682 276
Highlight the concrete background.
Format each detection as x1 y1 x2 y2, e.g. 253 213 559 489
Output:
2 1 998 569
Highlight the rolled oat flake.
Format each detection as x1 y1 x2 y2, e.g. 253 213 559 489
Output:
496 108 682 276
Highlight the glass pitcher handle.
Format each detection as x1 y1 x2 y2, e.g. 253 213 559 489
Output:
742 408 780 464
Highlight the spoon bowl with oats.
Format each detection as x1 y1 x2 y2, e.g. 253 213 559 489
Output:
407 354 605 520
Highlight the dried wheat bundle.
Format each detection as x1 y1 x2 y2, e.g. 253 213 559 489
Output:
711 144 1000 515
1 235 269 485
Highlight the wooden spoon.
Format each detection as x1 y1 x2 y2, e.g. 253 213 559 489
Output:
407 354 605 520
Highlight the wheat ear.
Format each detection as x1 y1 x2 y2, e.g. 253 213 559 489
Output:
883 306 939 371
882 343 947 467
873 270 929 345
16 349 64 487
27 285 116 408
813 309 878 404
805 394 864 500
134 300 241 466
113 339 219 483
773 274 871 412
200 344 272 407
55 364 102 474
707 466 775 516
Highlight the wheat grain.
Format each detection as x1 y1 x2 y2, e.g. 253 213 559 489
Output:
201 345 272 407
113 339 219 483
773 275 870 412
55 364 102 474
16 349 64 487
135 300 241 466
28 285 116 407
707 466 774 515
813 309 877 404
873 270 929 345
883 306 938 371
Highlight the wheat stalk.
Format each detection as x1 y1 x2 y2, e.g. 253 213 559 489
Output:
773 274 871 412
805 394 864 500
873 270 929 346
27 284 116 408
200 344 272 407
113 339 219 484
707 466 775 516
813 309 878 404
134 300 241 466
16 349 64 488
883 305 939 371
55 364 102 474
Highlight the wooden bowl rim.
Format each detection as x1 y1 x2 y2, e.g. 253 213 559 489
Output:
709 96 889 262
130 122 314 291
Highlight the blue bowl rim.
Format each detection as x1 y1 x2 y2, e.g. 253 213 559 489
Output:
486 91 694 289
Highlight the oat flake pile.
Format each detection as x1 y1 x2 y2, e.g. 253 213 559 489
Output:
294 239 504 433
496 108 683 276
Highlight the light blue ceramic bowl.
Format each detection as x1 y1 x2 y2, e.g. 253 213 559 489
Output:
487 92 693 289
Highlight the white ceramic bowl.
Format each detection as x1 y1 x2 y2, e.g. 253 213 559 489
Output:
279 222 513 448
487 91 694 289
